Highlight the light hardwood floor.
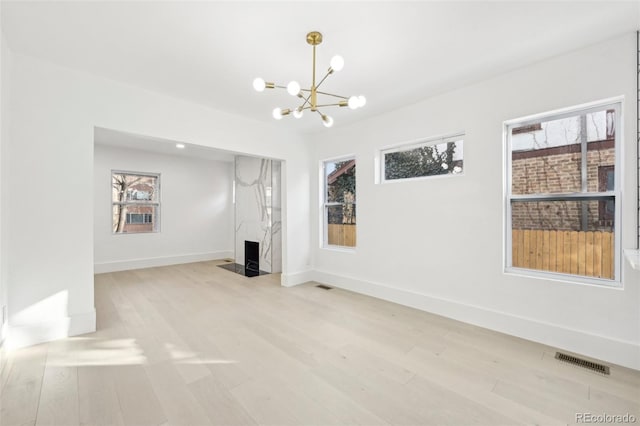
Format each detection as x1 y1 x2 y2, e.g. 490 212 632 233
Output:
1 260 639 425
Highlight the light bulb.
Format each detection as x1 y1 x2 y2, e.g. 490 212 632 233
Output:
293 108 304 119
322 115 334 128
253 78 266 92
348 96 359 110
272 108 283 120
287 81 301 96
357 95 367 107
330 55 344 72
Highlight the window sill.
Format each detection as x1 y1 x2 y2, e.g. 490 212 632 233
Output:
379 172 464 185
624 249 640 270
113 230 160 235
322 246 356 254
504 267 622 289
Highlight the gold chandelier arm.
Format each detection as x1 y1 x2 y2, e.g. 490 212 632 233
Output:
314 70 333 92
314 102 348 108
296 92 312 110
297 99 347 111
315 90 348 100
298 103 320 112
299 88 348 100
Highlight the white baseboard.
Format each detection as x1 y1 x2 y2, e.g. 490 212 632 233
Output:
6 309 96 350
312 269 640 371
281 270 314 287
94 250 234 274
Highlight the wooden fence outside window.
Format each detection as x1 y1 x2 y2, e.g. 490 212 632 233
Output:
328 224 356 247
512 229 614 279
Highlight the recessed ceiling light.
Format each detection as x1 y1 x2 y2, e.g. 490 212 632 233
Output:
176 143 185 149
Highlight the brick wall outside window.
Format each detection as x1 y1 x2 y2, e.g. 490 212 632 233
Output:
511 141 614 231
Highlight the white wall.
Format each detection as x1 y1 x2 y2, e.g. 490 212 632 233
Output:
94 144 234 273
4 52 311 349
0 11 7 344
309 33 640 369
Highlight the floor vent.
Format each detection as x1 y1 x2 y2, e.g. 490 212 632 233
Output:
316 284 333 290
555 352 610 375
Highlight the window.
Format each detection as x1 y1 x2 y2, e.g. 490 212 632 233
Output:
506 101 620 283
381 134 463 182
112 171 160 234
126 213 154 224
323 157 356 248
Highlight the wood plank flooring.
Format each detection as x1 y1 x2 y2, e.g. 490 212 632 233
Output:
1 260 639 425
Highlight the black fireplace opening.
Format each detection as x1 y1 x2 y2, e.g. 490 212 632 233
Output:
244 240 259 277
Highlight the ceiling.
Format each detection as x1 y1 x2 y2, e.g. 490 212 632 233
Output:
94 127 236 162
2 1 639 134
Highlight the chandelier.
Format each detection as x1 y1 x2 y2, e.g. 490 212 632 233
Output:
253 31 366 128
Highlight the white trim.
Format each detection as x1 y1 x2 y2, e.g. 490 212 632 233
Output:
504 268 623 289
311 269 640 370
318 160 325 248
281 270 313 287
379 171 465 185
503 96 626 126
6 309 96 350
94 250 233 274
380 132 464 154
378 131 465 153
321 246 356 254
320 152 357 164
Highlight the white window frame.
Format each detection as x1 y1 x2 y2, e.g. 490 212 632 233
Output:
504 98 622 287
111 170 161 234
321 155 356 250
379 133 465 184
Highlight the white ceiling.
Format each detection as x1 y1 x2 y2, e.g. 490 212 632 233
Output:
2 1 639 134
94 127 236 162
